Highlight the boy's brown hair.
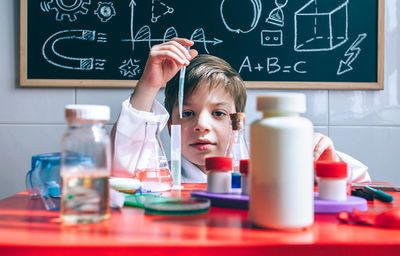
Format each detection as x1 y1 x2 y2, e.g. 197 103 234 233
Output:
164 54 247 119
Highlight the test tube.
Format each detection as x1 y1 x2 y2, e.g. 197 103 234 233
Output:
178 46 190 119
171 125 183 189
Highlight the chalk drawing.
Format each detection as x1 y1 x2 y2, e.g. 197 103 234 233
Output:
261 30 283 46
294 0 349 52
337 33 367 75
266 0 288 27
190 28 223 54
42 30 107 70
129 0 136 51
163 27 179 42
124 1 222 53
42 0 91 22
220 0 262 34
239 56 307 74
94 2 116 23
119 59 141 78
123 26 222 54
151 0 174 23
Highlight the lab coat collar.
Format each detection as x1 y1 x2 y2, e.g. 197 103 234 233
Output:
181 156 207 183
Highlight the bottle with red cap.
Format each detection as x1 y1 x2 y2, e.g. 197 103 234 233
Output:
205 157 232 193
315 161 348 201
240 159 249 195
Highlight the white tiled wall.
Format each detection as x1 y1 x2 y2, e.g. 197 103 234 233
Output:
329 126 400 183
1 1 399 199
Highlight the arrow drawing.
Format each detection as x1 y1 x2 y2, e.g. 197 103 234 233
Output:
337 33 367 76
122 25 222 54
130 0 136 51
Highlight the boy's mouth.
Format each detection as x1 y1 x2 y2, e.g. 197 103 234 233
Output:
190 139 216 151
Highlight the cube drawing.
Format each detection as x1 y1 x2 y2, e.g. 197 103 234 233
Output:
294 0 349 52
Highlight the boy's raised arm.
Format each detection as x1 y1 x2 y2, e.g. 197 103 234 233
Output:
130 38 198 112
111 38 197 159
313 132 340 161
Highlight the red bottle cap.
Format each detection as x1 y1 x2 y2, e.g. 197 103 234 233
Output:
315 161 348 178
239 159 249 174
205 157 232 172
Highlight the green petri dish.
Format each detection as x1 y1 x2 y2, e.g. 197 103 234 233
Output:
124 193 164 208
144 197 211 216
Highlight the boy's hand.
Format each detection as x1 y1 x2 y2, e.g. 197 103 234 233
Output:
131 38 198 112
141 38 197 89
313 132 340 161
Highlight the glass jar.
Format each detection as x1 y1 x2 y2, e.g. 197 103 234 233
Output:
224 113 249 189
61 104 111 224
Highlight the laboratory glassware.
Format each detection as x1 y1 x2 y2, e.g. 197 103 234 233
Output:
61 104 111 224
224 113 249 188
134 121 172 192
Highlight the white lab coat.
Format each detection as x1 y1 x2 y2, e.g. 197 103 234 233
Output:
113 98 370 183
113 98 206 183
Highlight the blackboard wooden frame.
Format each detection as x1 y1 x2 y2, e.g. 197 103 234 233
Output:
19 0 385 89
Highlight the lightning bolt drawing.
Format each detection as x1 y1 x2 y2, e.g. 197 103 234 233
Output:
337 33 367 76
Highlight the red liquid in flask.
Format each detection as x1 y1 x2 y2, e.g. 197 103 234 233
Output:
134 168 172 192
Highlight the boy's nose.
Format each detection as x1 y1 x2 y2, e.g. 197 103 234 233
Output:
194 113 211 133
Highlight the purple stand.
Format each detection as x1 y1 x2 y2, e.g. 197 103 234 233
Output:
314 192 368 213
191 190 249 209
191 190 368 213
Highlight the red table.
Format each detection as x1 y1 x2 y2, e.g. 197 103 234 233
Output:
0 184 399 256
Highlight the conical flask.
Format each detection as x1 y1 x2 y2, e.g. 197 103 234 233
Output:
134 121 172 192
224 113 249 188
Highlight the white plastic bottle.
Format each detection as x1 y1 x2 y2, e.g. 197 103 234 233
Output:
249 93 314 230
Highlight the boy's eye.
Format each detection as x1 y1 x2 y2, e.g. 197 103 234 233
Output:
182 110 194 117
213 111 227 117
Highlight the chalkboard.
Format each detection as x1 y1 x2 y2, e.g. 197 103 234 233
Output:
20 0 384 89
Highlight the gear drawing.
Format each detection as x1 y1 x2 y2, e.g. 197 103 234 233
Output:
94 2 116 23
47 0 91 22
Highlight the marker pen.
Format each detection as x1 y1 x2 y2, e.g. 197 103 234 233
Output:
363 185 394 203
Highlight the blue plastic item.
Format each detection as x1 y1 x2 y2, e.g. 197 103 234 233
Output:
231 172 242 188
25 152 92 210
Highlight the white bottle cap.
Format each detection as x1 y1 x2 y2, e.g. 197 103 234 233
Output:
257 93 306 113
65 104 110 122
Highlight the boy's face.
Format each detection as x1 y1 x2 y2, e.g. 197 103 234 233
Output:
171 83 235 171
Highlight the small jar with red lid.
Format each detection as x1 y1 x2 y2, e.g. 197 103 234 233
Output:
315 161 348 201
206 157 232 193
240 159 249 195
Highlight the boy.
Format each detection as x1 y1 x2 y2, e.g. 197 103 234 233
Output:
112 38 370 183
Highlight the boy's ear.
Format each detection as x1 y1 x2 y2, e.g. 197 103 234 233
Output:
167 120 171 136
